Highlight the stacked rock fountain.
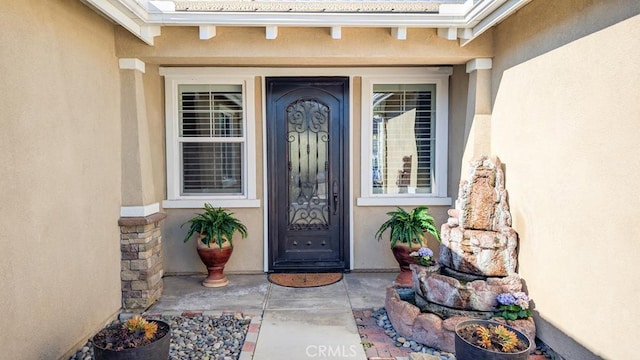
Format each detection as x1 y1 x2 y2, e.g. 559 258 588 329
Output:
385 156 535 353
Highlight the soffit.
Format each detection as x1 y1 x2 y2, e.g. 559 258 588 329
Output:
172 0 453 13
82 0 532 46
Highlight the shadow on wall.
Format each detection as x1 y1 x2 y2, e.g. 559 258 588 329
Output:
447 65 469 195
492 0 640 101
532 311 605 360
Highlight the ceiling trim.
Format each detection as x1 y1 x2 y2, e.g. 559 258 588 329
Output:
82 0 532 46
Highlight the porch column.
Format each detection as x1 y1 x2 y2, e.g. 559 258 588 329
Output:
461 58 493 168
118 58 164 311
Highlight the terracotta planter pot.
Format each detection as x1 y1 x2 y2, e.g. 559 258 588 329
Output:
391 242 421 287
197 238 233 287
92 320 171 360
454 319 532 360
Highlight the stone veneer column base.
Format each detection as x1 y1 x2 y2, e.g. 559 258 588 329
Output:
118 212 167 311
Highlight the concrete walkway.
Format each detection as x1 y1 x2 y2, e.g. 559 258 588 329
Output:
149 272 397 359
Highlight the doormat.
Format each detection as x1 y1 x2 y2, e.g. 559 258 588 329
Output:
268 273 343 288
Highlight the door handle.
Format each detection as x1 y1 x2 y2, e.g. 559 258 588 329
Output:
332 180 339 215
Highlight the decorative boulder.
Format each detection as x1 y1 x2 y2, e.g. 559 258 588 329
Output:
439 226 518 276
413 264 523 311
457 156 512 232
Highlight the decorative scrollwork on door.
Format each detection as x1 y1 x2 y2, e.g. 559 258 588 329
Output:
286 99 330 230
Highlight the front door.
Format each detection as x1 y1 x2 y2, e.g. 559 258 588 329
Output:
266 77 349 272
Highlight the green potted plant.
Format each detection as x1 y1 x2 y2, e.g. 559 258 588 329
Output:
91 315 171 360
182 203 248 287
375 206 440 286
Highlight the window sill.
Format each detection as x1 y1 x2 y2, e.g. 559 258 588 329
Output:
356 197 452 207
162 199 261 209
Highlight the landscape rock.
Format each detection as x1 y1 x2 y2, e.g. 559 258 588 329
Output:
409 353 441 360
385 286 420 338
440 226 518 276
457 156 512 231
414 270 522 311
416 271 522 311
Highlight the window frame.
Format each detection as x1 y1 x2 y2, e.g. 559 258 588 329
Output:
162 71 259 208
358 71 452 206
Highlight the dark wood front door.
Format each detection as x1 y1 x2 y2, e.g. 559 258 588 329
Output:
266 77 349 272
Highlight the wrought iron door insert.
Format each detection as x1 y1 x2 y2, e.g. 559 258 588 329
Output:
266 77 349 272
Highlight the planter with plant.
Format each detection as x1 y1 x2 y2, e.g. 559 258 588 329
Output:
182 203 248 287
410 246 435 267
494 292 532 320
375 206 440 286
91 315 170 360
455 319 532 360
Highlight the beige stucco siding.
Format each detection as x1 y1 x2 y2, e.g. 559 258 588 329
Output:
163 208 265 273
490 1 640 358
143 64 167 205
0 1 122 359
121 14 488 273
162 76 265 274
447 66 469 209
353 68 468 269
162 68 468 272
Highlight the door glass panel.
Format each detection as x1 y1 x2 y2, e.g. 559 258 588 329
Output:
287 99 330 230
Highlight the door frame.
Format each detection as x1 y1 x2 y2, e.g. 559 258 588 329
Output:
261 70 355 272
264 76 351 272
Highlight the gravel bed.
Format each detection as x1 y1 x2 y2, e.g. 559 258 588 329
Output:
68 314 250 360
372 307 456 360
372 308 555 360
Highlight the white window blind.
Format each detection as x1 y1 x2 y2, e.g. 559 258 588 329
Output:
178 84 245 195
371 84 435 195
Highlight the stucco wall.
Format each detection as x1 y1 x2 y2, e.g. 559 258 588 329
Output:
143 64 167 204
162 77 265 274
353 68 469 269
490 1 640 358
163 208 265 274
160 69 467 273
0 1 122 359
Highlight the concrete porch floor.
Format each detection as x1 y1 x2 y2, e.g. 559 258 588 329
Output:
149 272 397 360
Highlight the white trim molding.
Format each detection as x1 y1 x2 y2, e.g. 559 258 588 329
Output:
82 0 158 45
118 58 146 73
163 199 261 209
147 0 175 12
466 58 493 73
199 25 216 40
392 26 407 40
82 0 533 46
437 27 458 41
359 68 453 207
120 202 160 217
331 26 342 40
265 26 278 40
356 197 452 207
161 69 258 209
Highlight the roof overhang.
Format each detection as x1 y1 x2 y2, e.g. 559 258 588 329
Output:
82 0 532 46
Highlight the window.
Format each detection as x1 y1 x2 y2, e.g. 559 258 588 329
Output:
359 70 451 206
162 70 258 208
179 84 244 195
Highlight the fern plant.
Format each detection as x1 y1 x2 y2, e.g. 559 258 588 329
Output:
375 206 440 248
182 203 248 249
